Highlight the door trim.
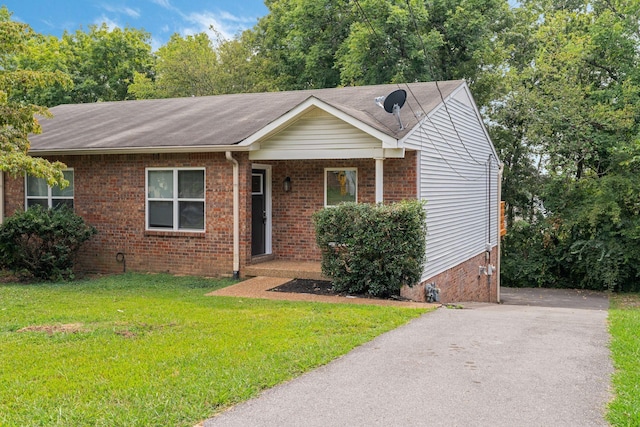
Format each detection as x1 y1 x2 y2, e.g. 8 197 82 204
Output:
252 164 272 255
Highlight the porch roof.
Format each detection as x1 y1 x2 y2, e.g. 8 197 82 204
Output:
28 81 464 155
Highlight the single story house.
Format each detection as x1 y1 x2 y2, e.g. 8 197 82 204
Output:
0 81 502 303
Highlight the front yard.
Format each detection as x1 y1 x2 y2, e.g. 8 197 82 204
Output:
0 273 426 426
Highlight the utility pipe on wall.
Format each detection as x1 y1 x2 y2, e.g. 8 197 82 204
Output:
225 152 240 279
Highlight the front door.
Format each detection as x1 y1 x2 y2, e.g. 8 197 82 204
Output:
251 169 267 256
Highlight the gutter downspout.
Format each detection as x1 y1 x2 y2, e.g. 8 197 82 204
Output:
496 162 504 303
225 152 240 279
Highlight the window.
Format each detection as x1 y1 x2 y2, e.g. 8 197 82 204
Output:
146 168 205 231
325 168 357 207
26 170 74 209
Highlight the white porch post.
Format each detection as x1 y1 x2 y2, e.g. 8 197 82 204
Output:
375 157 384 204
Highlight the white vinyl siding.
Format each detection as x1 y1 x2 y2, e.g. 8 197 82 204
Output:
403 88 499 281
267 109 379 149
250 108 390 160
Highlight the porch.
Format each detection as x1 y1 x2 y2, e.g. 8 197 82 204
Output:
244 259 327 281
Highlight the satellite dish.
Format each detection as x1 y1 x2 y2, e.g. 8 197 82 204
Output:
383 89 406 114
375 89 407 130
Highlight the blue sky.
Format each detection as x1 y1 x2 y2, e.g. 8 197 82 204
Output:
3 0 269 50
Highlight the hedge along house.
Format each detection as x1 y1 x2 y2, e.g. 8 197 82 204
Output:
0 81 502 303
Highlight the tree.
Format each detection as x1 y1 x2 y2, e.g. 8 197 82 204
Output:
14 23 154 105
128 30 272 99
0 6 70 186
250 0 512 105
490 0 640 291
152 32 220 98
251 0 354 90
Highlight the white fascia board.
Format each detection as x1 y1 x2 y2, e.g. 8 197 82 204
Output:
249 147 405 161
28 144 251 156
239 96 398 149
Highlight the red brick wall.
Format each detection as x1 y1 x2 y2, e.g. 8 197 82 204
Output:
3 152 250 276
2 151 417 275
401 247 499 303
263 152 418 261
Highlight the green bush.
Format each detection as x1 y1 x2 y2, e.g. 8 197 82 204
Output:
502 172 640 292
313 200 427 297
0 205 97 280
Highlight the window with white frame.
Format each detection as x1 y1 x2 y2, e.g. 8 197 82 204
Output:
25 170 74 209
146 168 205 231
325 168 357 207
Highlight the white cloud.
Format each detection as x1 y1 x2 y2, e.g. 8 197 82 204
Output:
217 11 255 24
146 3 259 46
181 11 252 41
94 15 120 31
150 0 176 11
101 4 141 18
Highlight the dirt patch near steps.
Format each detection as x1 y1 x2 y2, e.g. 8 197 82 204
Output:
17 323 86 335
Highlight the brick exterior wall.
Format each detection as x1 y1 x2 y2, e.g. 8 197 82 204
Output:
1 151 417 276
263 151 418 262
401 247 499 303
3 152 249 276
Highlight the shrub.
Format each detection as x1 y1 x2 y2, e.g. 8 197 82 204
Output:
0 205 97 280
313 200 427 297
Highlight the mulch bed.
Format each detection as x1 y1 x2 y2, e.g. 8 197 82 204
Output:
268 278 412 301
269 279 337 295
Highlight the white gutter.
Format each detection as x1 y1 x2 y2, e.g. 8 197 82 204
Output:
29 145 252 157
225 151 240 279
496 162 504 303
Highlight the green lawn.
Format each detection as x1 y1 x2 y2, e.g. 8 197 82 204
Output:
0 273 426 426
608 293 640 426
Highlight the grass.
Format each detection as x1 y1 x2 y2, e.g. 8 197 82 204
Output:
608 293 640 426
0 273 427 426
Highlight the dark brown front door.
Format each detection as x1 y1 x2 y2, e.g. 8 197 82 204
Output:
251 169 266 256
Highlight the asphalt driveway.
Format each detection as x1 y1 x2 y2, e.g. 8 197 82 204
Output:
204 287 612 426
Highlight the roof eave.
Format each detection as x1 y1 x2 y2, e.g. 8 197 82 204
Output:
28 144 252 157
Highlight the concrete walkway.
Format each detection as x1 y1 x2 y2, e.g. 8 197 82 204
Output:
204 288 612 427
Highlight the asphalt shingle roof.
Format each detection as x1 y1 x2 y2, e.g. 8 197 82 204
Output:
29 81 464 153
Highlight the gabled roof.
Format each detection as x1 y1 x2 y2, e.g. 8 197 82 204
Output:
29 80 465 155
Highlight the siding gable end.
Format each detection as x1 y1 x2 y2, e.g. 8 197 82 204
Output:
250 107 404 160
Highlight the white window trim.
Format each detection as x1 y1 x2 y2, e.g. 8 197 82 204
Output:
25 169 74 209
324 167 358 207
145 167 206 232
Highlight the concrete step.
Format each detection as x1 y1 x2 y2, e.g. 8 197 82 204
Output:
244 261 327 281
